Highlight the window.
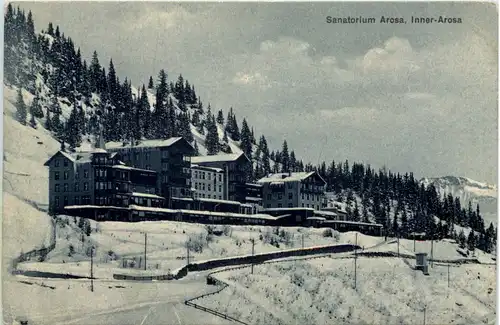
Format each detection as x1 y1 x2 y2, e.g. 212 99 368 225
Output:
74 196 80 205
55 184 60 192
219 196 222 200
63 196 68 206
202 172 206 180
288 182 292 189
202 184 205 191
266 204 271 208
162 162 168 171
64 183 69 192
278 203 282 208
208 184 211 191
55 196 60 207
306 204 309 208
145 165 151 170
161 151 169 159
288 193 293 200
134 153 139 161
218 174 222 182
54 172 60 180
302 203 304 207
64 171 69 180
55 159 60 167
74 183 79 191
267 194 271 200
145 152 150 161
84 170 89 178
316 205 319 210
278 194 283 200
194 171 198 178
75 172 79 179
219 185 222 192
307 194 310 200
195 183 198 190
301 193 304 200
63 159 68 167
84 182 89 191
208 173 211 180
288 203 293 208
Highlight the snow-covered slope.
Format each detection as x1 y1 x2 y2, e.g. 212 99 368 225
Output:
421 176 497 225
3 86 55 265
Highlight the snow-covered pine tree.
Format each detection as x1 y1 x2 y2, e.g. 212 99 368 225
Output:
240 118 253 159
148 76 154 89
16 87 27 125
216 109 224 124
45 107 52 130
280 140 289 173
29 104 37 128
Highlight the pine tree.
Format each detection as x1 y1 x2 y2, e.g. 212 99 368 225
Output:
16 88 27 125
148 76 154 89
216 109 224 124
353 200 360 222
29 104 37 128
45 108 52 130
467 231 476 251
240 118 253 159
281 140 289 173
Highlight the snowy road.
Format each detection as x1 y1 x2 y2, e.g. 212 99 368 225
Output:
63 299 235 325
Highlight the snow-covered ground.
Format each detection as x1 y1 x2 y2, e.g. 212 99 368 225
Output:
16 216 365 279
199 250 496 325
3 90 56 267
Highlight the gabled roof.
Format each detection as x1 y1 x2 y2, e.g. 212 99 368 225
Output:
257 171 326 185
44 150 94 166
191 152 250 164
105 137 193 150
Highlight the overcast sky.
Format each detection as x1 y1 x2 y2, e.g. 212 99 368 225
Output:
20 2 498 184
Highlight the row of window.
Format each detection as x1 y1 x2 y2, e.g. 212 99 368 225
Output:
264 203 320 210
54 195 91 207
267 193 294 201
54 170 89 180
194 183 223 193
193 170 223 182
55 183 89 192
301 193 322 202
193 193 223 200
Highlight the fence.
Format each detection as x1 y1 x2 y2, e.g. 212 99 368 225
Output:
11 218 57 273
113 243 360 281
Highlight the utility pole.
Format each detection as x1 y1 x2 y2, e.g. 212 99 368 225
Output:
90 246 94 292
186 241 190 265
447 264 450 288
144 233 147 271
430 239 434 268
301 234 304 249
423 307 426 325
397 235 400 257
354 233 358 290
251 238 255 274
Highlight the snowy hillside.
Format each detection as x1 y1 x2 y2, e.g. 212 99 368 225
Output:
421 176 497 225
3 86 55 267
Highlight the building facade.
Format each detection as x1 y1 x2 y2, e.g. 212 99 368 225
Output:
44 149 162 215
190 152 252 202
191 164 226 200
257 172 327 210
105 137 195 202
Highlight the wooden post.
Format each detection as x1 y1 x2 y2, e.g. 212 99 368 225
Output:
186 241 190 265
447 264 450 288
354 233 358 290
251 238 255 274
423 307 426 325
302 234 304 249
430 239 434 268
397 235 400 257
90 246 94 292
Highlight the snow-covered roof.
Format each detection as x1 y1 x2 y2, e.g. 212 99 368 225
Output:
105 137 184 150
322 220 384 227
64 205 130 210
245 196 262 202
131 192 165 200
307 217 327 221
314 210 338 217
111 165 156 173
262 207 315 212
191 152 247 164
257 171 326 184
190 164 223 173
199 197 242 205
